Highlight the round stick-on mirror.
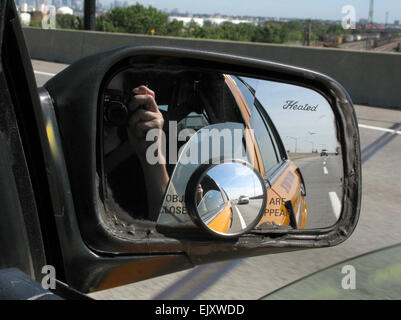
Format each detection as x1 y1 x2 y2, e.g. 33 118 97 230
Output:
186 160 267 238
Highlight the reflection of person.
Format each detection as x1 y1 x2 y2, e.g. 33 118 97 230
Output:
104 85 169 221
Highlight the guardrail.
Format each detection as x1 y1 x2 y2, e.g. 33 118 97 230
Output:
23 27 401 109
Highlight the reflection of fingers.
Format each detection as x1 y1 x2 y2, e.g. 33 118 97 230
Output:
135 120 163 138
131 109 157 122
128 94 158 113
133 85 155 98
136 121 156 134
128 109 162 130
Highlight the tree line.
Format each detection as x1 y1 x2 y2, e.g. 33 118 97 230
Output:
30 3 357 44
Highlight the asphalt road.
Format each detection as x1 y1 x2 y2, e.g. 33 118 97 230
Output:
32 59 401 300
230 199 264 232
294 154 343 229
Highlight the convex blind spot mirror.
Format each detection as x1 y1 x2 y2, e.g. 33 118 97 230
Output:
185 160 267 238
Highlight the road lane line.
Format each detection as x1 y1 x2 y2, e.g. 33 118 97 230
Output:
234 206 247 230
361 123 401 163
329 192 341 220
361 123 401 155
359 123 401 135
323 167 328 174
34 70 56 77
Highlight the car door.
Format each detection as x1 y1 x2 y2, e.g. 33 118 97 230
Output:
0 0 58 281
231 76 307 229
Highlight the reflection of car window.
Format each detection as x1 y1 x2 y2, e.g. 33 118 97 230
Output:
177 112 209 132
198 190 225 216
234 78 280 175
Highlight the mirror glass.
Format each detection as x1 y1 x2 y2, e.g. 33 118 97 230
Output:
195 162 266 236
101 65 343 237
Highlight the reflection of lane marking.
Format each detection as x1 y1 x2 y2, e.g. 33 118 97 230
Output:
34 70 56 77
323 166 328 174
329 192 341 219
359 123 401 135
234 206 247 230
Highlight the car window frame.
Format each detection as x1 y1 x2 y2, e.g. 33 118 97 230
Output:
252 97 292 184
235 76 288 181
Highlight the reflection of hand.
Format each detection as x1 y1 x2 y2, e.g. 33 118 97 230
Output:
126 85 168 221
127 85 164 162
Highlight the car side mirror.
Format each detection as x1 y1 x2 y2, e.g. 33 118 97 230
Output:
38 46 361 292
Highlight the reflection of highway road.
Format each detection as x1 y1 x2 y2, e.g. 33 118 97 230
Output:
230 199 263 233
294 155 343 229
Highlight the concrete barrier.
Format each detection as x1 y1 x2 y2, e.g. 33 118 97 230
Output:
23 27 401 109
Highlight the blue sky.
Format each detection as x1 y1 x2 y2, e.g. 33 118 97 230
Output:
207 163 263 199
248 78 340 154
101 0 401 23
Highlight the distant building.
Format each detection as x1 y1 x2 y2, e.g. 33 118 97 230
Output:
168 15 254 27
19 12 31 26
20 2 29 12
32 11 43 21
53 0 62 8
62 0 71 7
168 16 204 27
73 0 83 11
394 20 401 25
57 6 73 14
